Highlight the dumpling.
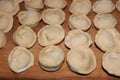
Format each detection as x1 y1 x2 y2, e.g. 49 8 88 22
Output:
24 0 44 11
102 50 120 76
65 29 92 49
93 14 117 29
0 0 20 15
0 11 13 33
39 46 64 71
17 10 41 28
42 9 65 25
37 24 65 46
116 0 120 12
44 0 67 9
69 14 91 31
95 29 120 52
92 0 115 14
69 0 92 15
0 30 7 48
67 47 96 74
8 46 34 73
13 25 37 48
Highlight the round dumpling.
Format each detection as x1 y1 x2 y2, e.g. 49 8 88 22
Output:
93 14 117 29
95 28 120 52
0 30 7 48
13 25 37 48
69 0 92 15
44 0 67 9
17 10 41 28
8 46 34 73
69 14 91 31
92 0 115 14
116 0 120 12
67 47 96 74
24 0 44 11
65 29 92 49
37 24 65 46
0 11 13 33
0 0 20 15
39 46 64 71
102 50 120 76
42 9 65 25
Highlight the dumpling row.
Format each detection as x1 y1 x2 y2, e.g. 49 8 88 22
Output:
38 0 67 72
65 29 96 74
66 0 96 75
95 28 120 77
24 0 67 11
93 0 120 77
93 0 117 51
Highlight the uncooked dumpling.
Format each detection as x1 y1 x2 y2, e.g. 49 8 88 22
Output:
0 0 20 15
65 29 92 49
13 25 36 48
67 47 96 74
0 11 13 33
8 46 34 73
69 14 91 31
42 9 65 25
116 0 120 12
44 0 67 9
24 0 44 11
37 24 65 46
95 29 120 52
17 10 41 28
102 50 120 76
93 14 117 29
0 30 7 48
39 46 64 71
69 0 92 15
92 0 115 14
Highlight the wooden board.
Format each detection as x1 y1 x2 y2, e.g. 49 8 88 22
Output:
0 0 120 79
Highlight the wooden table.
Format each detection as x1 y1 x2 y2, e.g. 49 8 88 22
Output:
0 0 120 80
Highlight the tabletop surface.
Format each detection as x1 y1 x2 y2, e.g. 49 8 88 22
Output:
0 0 120 80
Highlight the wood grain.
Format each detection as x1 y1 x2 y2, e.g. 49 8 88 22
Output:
0 0 120 79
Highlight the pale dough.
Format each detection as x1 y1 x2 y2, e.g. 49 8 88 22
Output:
24 0 44 11
13 25 37 48
102 50 120 76
69 0 92 15
95 29 120 52
42 9 65 25
17 10 41 28
67 47 96 74
0 0 20 15
44 0 67 9
92 0 115 14
39 46 64 71
93 14 117 29
37 24 65 46
0 11 13 33
65 29 92 49
69 14 91 31
8 46 34 73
